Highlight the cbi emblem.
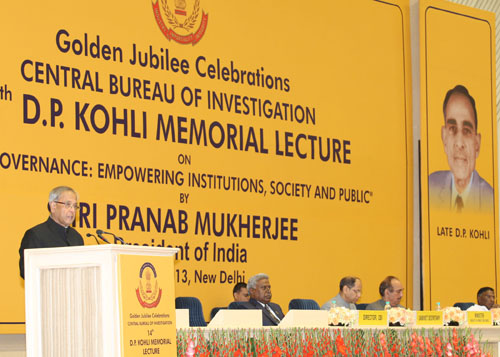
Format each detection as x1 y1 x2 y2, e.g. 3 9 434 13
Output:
151 0 208 45
136 262 162 308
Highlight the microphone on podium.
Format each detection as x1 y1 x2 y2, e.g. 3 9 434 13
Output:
86 233 102 245
96 229 125 244
89 231 110 244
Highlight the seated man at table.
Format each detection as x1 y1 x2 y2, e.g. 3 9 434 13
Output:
233 273 284 326
233 282 250 302
467 287 499 311
321 276 362 310
366 276 404 310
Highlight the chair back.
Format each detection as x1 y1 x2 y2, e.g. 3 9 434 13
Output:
210 307 226 320
175 297 207 326
228 301 247 309
453 302 474 311
288 299 320 310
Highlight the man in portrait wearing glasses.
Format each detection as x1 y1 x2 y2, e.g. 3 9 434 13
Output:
19 186 83 279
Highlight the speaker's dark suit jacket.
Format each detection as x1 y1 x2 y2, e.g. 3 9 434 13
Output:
19 217 84 278
235 298 285 326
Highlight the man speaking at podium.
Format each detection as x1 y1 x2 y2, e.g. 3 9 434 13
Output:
19 186 84 279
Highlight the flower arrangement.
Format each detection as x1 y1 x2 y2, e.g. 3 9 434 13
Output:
177 327 491 356
387 307 414 326
328 306 357 326
442 306 466 326
491 308 500 326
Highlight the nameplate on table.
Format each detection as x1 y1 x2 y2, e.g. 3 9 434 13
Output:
467 311 492 325
416 311 443 326
358 311 387 326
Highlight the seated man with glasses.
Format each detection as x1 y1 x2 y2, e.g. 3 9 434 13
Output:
19 186 83 279
321 276 362 310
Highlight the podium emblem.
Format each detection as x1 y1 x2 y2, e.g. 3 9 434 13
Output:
136 262 162 308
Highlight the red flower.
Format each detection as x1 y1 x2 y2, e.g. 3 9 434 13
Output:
411 332 418 354
272 345 282 357
335 334 347 356
452 328 459 351
417 335 425 353
435 336 442 355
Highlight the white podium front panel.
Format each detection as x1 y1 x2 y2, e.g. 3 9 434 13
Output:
24 245 178 357
40 266 102 356
208 310 262 328
279 310 329 328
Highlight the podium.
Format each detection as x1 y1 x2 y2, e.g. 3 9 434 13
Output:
24 244 179 356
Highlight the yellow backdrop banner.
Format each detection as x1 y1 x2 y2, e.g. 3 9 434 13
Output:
420 0 498 310
0 0 412 332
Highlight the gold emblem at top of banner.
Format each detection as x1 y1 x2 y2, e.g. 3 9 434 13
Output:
152 0 208 45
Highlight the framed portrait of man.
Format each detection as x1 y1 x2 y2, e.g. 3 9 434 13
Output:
420 0 498 310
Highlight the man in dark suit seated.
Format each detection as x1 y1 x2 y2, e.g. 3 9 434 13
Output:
366 275 405 310
233 273 284 326
233 282 250 302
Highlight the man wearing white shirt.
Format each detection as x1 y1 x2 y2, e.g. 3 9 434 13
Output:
467 287 498 311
